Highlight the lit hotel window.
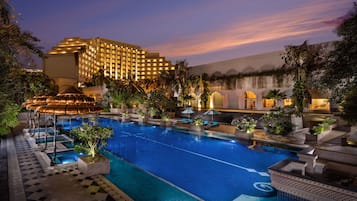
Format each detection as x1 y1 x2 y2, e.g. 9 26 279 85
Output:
159 67 163 70
170 67 175 70
165 67 169 70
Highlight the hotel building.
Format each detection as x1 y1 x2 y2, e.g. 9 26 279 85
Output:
188 48 331 112
44 37 175 90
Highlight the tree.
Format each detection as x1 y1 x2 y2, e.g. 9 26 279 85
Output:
320 3 357 123
71 123 112 158
0 1 44 136
0 100 20 136
173 60 189 106
282 41 325 116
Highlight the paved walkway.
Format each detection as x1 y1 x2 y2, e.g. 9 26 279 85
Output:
2 126 132 201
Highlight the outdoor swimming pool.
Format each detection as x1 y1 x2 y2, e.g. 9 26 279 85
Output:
47 150 85 165
99 118 296 201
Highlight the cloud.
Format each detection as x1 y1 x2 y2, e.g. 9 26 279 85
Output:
148 0 352 58
321 14 351 26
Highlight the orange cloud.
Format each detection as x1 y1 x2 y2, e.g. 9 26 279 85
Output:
148 1 352 58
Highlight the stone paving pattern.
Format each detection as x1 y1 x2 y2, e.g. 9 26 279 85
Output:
1 125 132 201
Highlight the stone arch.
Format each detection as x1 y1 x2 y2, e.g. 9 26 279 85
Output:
210 91 224 109
244 90 256 110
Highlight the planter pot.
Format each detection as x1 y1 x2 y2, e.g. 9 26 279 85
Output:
138 117 147 125
77 154 110 176
121 115 129 122
234 130 253 141
305 130 332 144
110 108 123 114
291 114 303 129
160 120 172 127
190 125 203 132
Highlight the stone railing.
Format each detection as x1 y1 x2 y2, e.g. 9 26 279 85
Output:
269 159 357 201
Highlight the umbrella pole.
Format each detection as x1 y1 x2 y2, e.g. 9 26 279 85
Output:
37 113 40 144
51 114 57 166
44 113 47 151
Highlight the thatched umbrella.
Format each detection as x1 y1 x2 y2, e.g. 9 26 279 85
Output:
35 88 102 165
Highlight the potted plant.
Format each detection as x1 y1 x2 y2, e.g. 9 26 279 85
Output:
306 117 336 143
71 123 113 176
136 109 147 125
260 108 293 135
121 110 129 122
231 116 257 140
160 112 171 127
191 115 204 132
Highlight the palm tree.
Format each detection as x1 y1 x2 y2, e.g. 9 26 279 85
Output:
173 60 189 106
263 89 286 108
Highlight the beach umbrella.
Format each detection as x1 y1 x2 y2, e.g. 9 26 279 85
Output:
182 107 194 118
203 109 221 121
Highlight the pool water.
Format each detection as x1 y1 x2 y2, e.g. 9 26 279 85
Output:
47 150 85 165
100 119 296 201
36 135 70 143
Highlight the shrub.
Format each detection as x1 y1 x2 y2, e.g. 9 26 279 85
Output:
260 108 293 135
231 116 257 133
312 117 336 135
193 115 204 126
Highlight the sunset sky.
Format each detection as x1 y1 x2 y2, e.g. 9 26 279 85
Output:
13 0 354 66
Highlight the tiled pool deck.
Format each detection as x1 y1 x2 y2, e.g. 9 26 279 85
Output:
1 124 132 201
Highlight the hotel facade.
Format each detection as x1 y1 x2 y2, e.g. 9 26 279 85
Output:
44 37 175 90
188 49 331 112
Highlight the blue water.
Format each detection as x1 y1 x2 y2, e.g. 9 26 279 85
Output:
100 119 296 201
47 150 85 164
36 135 70 143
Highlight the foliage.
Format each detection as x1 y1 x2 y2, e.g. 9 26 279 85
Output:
263 89 286 108
281 41 325 116
146 89 170 114
173 60 189 107
340 87 357 124
0 100 20 136
319 3 357 124
148 107 159 118
136 109 145 117
311 117 337 135
71 123 112 158
3 69 57 105
292 79 306 117
107 79 145 109
192 115 204 126
0 1 46 136
260 108 293 135
231 116 257 134
161 112 170 121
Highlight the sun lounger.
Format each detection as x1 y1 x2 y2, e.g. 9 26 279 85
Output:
181 118 192 124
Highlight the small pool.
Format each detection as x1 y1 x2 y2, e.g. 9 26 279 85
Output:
47 150 85 165
35 135 71 144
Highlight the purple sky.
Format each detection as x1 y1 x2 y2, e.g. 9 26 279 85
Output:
12 0 354 66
